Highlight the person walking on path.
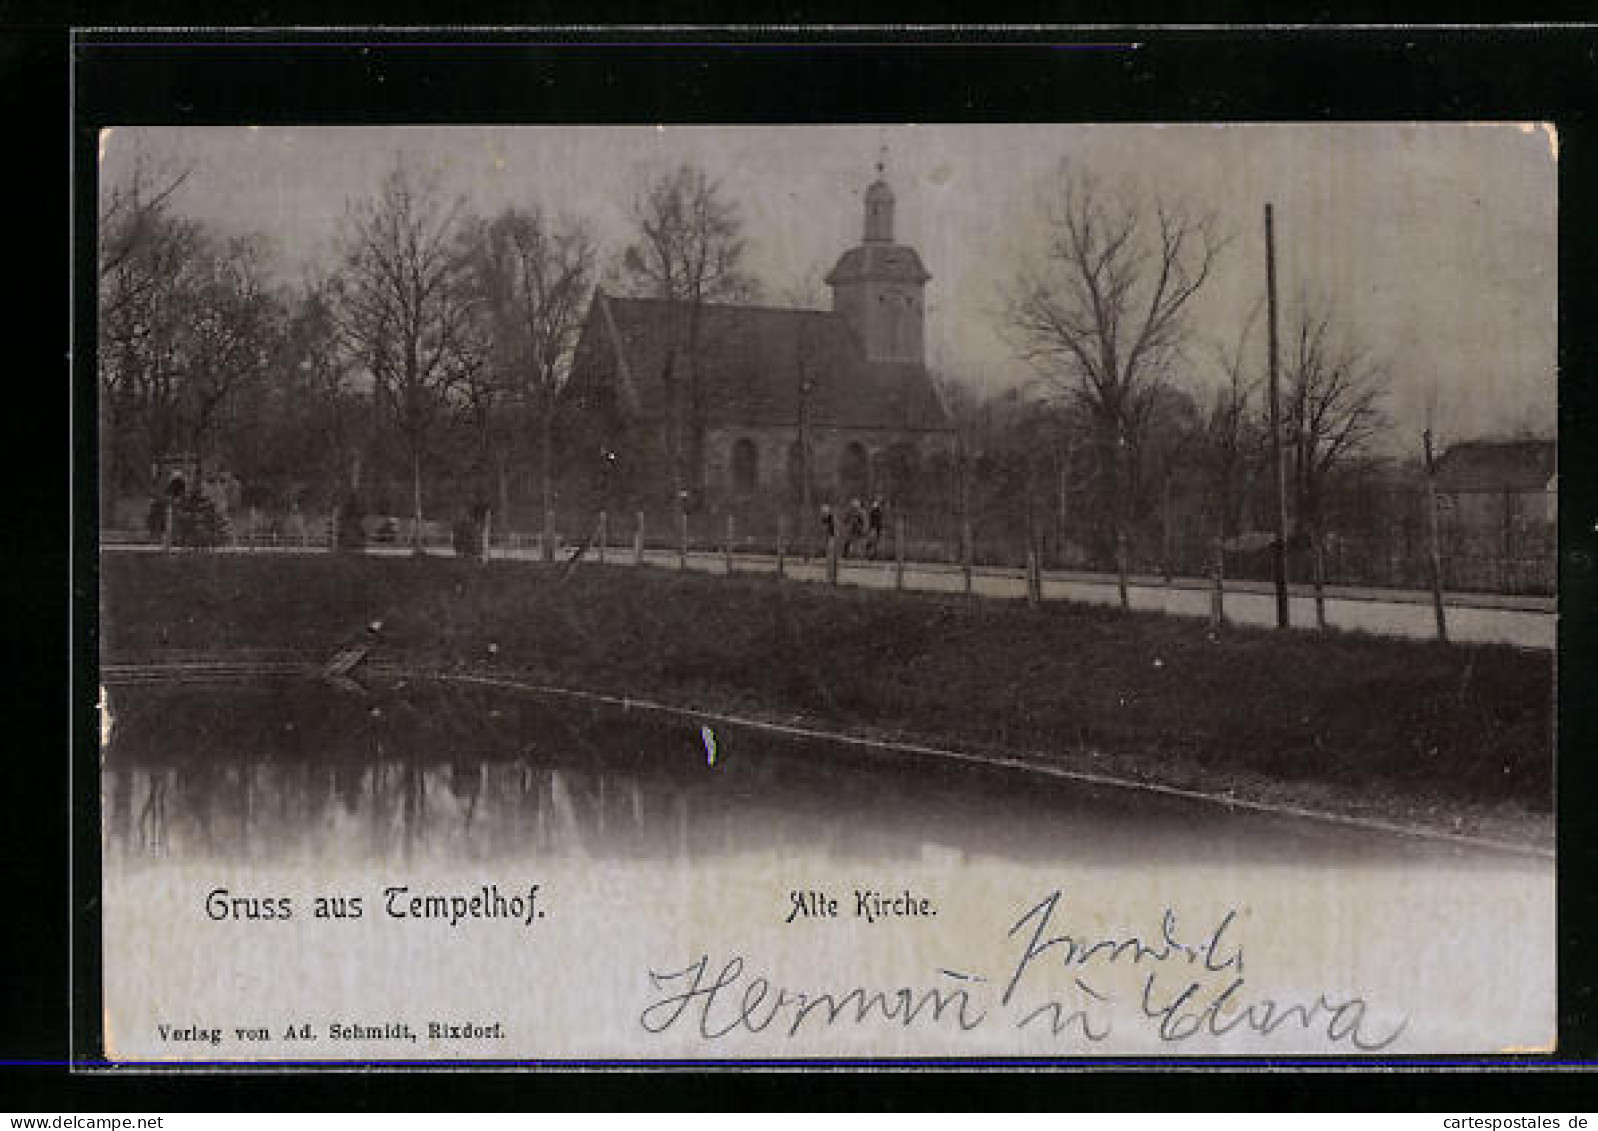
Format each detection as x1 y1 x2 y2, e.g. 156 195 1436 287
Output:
867 497 885 559
844 498 866 559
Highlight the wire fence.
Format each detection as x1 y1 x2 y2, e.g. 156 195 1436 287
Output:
103 492 1556 603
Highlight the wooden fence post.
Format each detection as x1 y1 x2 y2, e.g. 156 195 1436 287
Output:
895 516 906 592
634 511 645 566
962 519 974 596
725 513 735 574
1210 537 1225 630
1423 430 1450 644
776 514 787 580
1114 528 1129 611
1312 527 1327 630
679 510 689 572
826 531 839 585
1026 547 1041 605
597 510 607 565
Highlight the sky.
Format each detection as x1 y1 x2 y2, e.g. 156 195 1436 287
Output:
100 123 1557 450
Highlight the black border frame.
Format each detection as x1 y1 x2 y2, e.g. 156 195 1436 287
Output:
31 20 1598 1106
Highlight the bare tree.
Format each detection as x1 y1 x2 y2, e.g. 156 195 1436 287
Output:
177 235 281 480
1201 301 1265 541
98 159 202 498
99 154 194 311
331 162 473 553
930 370 983 560
1006 161 1226 604
462 206 596 558
780 273 830 542
288 280 366 500
99 181 277 508
619 164 755 506
448 280 501 520
217 277 366 523
1281 297 1388 546
1138 384 1205 580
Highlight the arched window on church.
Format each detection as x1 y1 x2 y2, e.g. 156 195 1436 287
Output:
732 437 760 494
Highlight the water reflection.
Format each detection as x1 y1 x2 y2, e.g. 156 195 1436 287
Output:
102 678 1505 867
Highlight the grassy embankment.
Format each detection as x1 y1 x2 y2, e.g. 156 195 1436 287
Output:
100 551 1554 836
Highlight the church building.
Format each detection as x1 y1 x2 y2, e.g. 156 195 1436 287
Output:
562 165 956 513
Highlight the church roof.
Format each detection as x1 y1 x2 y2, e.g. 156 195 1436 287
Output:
824 242 931 286
576 292 951 432
1435 440 1556 493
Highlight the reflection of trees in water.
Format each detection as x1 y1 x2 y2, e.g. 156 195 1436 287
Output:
107 741 844 863
99 685 652 860
102 764 174 856
97 679 1430 867
333 761 364 816
449 760 483 830
104 763 132 853
106 754 711 864
402 748 426 862
139 768 168 854
99 682 952 864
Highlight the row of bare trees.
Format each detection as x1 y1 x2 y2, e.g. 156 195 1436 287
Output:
100 154 753 550
99 158 279 498
1000 160 1389 601
325 164 601 553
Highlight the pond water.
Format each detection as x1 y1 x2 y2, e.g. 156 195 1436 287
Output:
101 678 1520 869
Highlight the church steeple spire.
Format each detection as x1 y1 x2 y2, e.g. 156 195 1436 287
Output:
863 150 895 243
826 154 930 365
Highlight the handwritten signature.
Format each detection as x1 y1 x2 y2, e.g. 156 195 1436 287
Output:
641 889 1408 1050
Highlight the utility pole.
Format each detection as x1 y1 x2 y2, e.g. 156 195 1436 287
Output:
798 386 812 558
1265 203 1290 629
679 496 689 572
894 514 906 591
1423 429 1450 644
957 433 973 596
795 321 816 561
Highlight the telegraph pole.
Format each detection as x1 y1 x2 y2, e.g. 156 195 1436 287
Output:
1423 429 1450 644
1265 204 1290 628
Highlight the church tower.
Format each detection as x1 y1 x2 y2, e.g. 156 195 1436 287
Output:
825 158 931 365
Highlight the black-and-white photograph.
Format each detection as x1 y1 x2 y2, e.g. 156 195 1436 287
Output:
96 122 1555 1060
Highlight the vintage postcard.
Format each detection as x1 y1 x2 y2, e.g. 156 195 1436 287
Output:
94 122 1555 1061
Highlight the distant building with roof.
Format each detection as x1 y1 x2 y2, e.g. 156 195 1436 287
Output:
1433 438 1556 566
563 164 955 513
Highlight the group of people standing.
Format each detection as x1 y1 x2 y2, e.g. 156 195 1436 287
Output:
819 497 886 559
